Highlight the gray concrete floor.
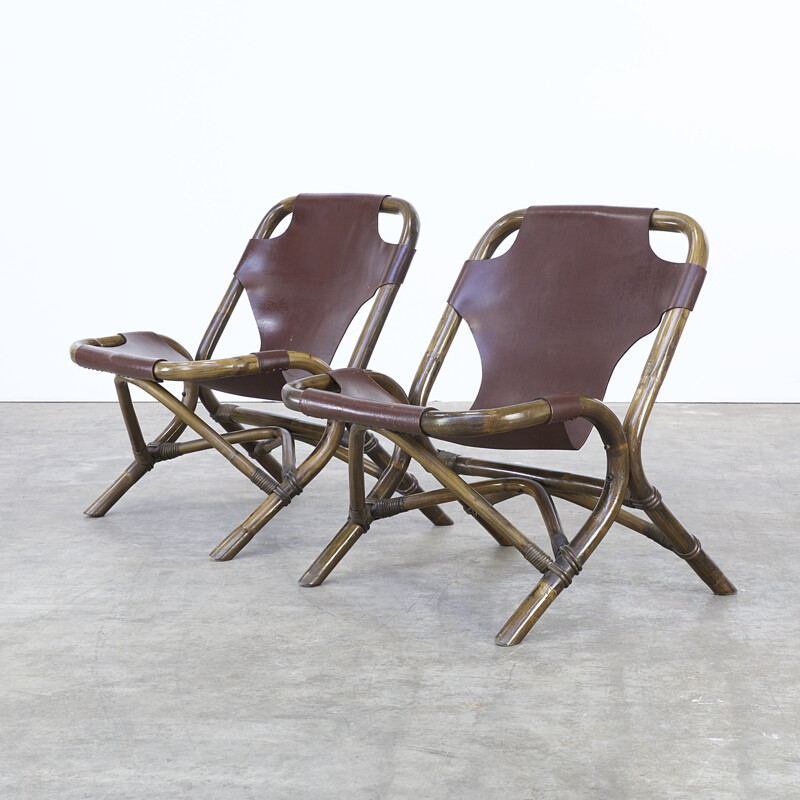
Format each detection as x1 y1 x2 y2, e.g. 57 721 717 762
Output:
2 402 799 799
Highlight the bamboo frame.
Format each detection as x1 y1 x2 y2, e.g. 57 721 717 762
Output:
284 207 736 645
71 195 451 555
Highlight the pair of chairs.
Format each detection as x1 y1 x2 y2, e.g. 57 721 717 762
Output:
71 193 735 646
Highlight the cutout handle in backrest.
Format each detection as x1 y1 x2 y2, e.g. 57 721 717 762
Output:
447 206 705 450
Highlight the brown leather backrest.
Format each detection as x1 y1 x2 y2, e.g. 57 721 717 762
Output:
237 194 411 356
447 206 705 450
206 194 413 400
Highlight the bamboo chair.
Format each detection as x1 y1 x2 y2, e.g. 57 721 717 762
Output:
283 205 736 646
71 194 451 555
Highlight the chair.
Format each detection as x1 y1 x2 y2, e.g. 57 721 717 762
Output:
283 205 736 645
70 193 451 556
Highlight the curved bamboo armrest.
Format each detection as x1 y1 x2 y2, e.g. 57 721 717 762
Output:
154 351 330 382
419 396 577 438
283 369 590 440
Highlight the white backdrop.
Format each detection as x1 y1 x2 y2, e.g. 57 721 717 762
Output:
2 0 797 402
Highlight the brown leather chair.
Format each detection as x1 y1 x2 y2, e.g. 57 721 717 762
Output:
283 205 736 645
71 194 451 557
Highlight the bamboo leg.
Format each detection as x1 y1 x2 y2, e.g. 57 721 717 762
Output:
298 522 367 587
496 398 631 646
84 379 154 516
85 377 199 517
639 491 736 595
495 574 564 647
209 421 347 561
85 379 151 516
624 330 736 596
626 433 735 595
299 426 370 587
84 461 152 517
207 494 288 560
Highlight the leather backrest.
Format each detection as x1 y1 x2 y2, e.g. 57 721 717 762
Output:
446 206 705 450
236 193 411 357
206 194 412 400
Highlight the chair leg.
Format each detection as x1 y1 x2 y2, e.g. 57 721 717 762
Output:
299 424 372 586
299 430 557 591
495 573 564 647
208 420 348 561
297 443 457 587
498 491 735 647
626 413 736 596
208 493 288 561
298 521 367 587
84 460 152 517
496 398 633 645
638 490 737 595
84 376 169 517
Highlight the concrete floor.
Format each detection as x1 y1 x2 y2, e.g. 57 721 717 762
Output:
2 402 799 799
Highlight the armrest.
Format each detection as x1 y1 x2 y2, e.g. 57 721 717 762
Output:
420 393 583 438
297 387 431 435
283 370 582 440
283 367 431 435
154 350 330 382
71 330 330 383
71 331 193 381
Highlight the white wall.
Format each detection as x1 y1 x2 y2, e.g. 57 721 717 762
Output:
2 0 797 402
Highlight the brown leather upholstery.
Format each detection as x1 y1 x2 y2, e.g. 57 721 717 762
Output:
298 368 430 435
200 193 412 399
75 195 413 400
446 206 705 450
74 332 189 381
